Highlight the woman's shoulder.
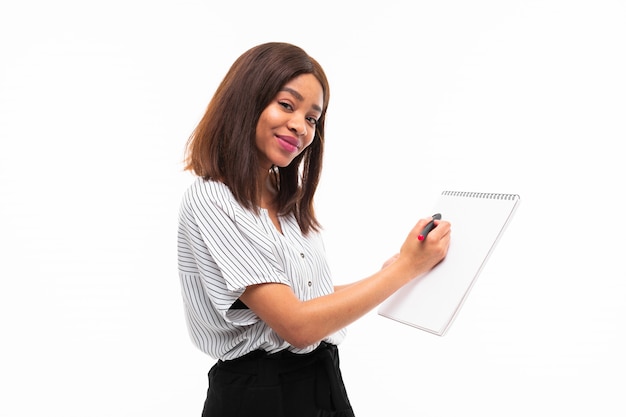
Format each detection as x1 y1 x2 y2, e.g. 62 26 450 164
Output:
182 177 237 212
187 177 230 194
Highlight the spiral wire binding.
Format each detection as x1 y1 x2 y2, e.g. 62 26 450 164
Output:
441 191 519 200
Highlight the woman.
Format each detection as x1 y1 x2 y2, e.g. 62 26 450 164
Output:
177 42 451 417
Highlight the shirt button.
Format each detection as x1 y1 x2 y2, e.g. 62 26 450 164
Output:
308 281 312 287
300 253 305 258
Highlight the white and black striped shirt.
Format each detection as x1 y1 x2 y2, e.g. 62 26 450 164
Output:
177 178 347 360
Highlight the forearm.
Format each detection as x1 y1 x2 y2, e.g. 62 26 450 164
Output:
286 258 420 347
333 253 399 292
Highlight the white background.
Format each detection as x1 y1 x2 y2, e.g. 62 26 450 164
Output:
1 1 624 416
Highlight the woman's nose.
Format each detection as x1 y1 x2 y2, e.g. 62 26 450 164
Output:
288 116 307 137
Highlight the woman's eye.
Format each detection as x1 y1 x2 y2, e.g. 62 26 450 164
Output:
306 117 318 126
279 101 293 111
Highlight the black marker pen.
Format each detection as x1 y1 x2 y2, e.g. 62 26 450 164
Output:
418 213 442 241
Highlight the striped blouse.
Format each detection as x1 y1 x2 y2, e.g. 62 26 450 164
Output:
177 178 347 360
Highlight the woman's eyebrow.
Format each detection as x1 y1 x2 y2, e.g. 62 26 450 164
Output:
281 87 322 113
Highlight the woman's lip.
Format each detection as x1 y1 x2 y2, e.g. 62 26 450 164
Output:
276 135 299 152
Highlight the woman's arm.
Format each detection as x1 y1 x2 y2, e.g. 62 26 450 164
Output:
239 217 451 348
333 253 399 292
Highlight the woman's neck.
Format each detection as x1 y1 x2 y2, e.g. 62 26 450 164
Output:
258 169 278 209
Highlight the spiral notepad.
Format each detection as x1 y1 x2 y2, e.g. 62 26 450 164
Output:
378 191 521 336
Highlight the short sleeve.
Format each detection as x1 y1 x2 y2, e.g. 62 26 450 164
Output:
178 180 290 325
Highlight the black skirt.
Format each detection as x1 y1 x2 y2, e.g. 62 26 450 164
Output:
201 342 355 417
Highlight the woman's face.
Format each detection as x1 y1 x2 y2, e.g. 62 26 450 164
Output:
255 73 323 170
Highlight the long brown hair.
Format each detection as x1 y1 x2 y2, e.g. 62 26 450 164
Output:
184 42 330 235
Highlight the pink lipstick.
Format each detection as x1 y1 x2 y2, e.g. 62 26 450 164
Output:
276 135 299 153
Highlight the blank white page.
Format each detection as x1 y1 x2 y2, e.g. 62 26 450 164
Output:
378 191 520 336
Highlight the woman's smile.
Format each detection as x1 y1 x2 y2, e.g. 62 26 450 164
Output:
276 134 300 153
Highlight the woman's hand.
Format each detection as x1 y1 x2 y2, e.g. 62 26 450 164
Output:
395 217 452 279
